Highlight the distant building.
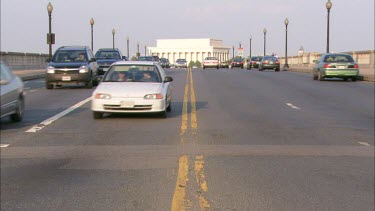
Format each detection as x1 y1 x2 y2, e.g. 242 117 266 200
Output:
148 38 231 64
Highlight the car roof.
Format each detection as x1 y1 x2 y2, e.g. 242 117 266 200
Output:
112 61 158 66
57 46 88 50
97 48 120 51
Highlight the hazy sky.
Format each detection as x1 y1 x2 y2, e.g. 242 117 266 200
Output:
1 0 374 57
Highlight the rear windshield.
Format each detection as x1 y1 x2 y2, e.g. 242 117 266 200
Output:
52 50 87 63
176 59 186 62
95 51 121 59
205 57 218 60
263 56 278 61
139 57 154 61
103 65 161 83
233 58 243 62
251 57 263 61
323 55 354 63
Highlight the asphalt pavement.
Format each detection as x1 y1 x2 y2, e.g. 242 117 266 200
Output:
1 67 374 210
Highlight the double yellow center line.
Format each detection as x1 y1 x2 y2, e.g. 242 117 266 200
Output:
172 68 211 211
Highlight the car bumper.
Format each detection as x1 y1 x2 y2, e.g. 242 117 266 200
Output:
261 64 280 69
323 69 359 77
203 64 219 68
175 64 187 68
91 97 166 113
46 73 91 83
232 63 243 67
98 66 110 75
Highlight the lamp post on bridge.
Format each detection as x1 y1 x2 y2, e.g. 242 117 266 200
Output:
284 18 289 70
112 29 115 49
126 36 130 59
47 2 54 61
326 0 332 53
249 35 252 59
263 28 267 57
90 18 94 52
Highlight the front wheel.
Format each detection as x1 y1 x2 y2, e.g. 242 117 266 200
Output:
46 82 53 89
10 96 24 122
318 71 324 81
93 111 103 119
275 68 280 72
86 80 93 88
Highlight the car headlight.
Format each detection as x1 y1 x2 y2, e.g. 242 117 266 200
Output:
47 66 55 73
79 65 89 73
94 93 111 99
144 93 163 99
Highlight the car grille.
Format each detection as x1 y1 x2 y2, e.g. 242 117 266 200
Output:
55 69 80 74
103 104 152 111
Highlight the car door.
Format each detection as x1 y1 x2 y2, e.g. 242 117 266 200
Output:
0 64 18 117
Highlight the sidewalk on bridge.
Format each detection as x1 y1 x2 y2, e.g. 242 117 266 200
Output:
12 69 46 81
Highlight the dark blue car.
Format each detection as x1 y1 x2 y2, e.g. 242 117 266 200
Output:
95 48 127 76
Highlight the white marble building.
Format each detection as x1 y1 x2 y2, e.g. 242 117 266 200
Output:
148 38 231 64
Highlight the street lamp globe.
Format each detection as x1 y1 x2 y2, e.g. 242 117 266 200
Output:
112 29 115 35
263 28 267 34
284 18 289 26
326 0 332 10
90 18 94 26
47 2 53 14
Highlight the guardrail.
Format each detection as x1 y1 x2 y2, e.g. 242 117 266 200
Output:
0 51 49 70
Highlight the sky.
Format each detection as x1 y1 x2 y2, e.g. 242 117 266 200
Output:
1 0 374 57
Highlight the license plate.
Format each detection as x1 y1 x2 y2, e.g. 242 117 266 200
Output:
103 68 109 72
270 62 274 64
120 101 134 108
62 76 71 81
338 66 346 69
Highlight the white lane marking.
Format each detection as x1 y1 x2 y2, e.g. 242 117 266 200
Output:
0 144 10 148
286 103 301 110
358 142 371 146
26 97 92 133
30 89 38 93
24 87 31 90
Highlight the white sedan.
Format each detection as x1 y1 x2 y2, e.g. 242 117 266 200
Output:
91 61 173 118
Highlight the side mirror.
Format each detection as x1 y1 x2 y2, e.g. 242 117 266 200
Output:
313 60 319 64
122 56 126 60
90 58 97 62
164 76 173 83
45 58 51 63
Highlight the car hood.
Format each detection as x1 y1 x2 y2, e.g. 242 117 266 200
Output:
49 62 88 68
94 82 163 98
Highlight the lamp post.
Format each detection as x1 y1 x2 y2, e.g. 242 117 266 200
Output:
47 2 54 60
326 0 332 53
126 36 130 58
112 29 115 49
263 28 267 56
232 46 235 59
249 35 252 59
144 45 147 56
90 18 94 52
284 18 289 69
137 42 140 59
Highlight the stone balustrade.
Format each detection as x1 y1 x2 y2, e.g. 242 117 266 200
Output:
0 51 49 70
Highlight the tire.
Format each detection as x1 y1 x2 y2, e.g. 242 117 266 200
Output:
46 82 53 89
275 68 280 72
159 110 167 118
93 111 103 119
343 77 348 81
313 74 318 80
318 71 324 81
10 96 24 122
217 66 219 69
351 77 357 82
86 80 93 89
203 66 205 69
166 101 172 112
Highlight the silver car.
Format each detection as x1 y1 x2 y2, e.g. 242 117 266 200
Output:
0 62 25 122
91 61 173 119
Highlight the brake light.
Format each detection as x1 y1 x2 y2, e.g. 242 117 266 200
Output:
323 63 330 68
262 61 267 64
276 61 280 64
353 64 359 68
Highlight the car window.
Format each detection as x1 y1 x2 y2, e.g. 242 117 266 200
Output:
53 50 87 62
0 63 14 81
103 65 161 83
324 55 354 63
95 51 121 59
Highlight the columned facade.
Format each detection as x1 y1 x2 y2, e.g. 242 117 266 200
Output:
148 38 231 64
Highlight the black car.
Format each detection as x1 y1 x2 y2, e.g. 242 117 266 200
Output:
247 56 263 69
231 57 244 68
95 48 126 76
46 46 98 89
139 56 155 61
160 58 170 68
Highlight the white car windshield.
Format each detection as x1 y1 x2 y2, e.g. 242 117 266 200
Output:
103 65 161 83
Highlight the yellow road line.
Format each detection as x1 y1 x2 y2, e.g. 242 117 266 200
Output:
189 68 198 132
195 155 211 210
180 68 190 139
171 155 189 211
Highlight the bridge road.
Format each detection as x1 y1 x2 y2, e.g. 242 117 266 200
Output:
1 68 374 210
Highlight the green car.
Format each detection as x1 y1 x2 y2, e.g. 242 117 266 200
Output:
313 53 359 81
